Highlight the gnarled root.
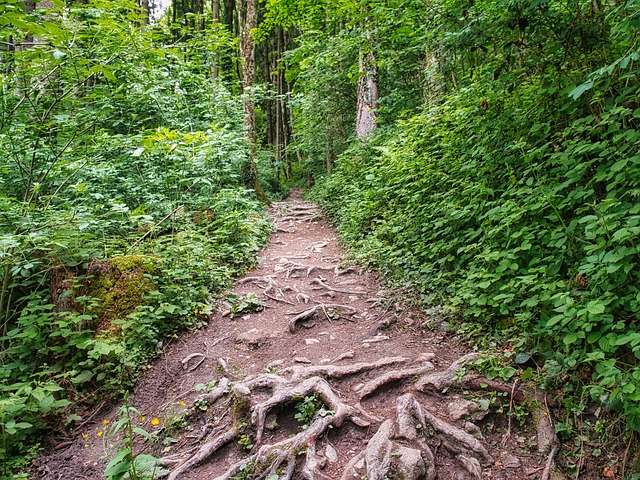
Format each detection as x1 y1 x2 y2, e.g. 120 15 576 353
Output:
287 304 358 332
355 362 436 401
340 418 435 480
284 356 408 382
160 355 521 480
415 352 480 391
213 387 368 480
396 393 493 464
162 427 238 480
311 277 366 295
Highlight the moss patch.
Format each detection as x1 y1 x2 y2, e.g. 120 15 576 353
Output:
83 255 157 332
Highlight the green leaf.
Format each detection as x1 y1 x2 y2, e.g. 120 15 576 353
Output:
586 301 606 315
564 333 579 345
102 68 117 82
71 370 94 384
132 427 153 442
569 81 594 99
104 448 132 475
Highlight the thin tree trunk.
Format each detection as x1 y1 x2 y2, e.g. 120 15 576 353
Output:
326 135 332 174
275 51 282 174
172 0 178 38
237 0 270 204
211 0 221 78
355 47 378 138
264 39 274 146
139 0 150 24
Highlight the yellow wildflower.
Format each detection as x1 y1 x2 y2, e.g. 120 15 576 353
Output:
179 401 186 407
151 417 160 426
140 416 146 423
82 433 89 439
97 431 103 437
102 419 109 425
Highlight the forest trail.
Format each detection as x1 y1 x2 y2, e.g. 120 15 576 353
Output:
35 192 555 479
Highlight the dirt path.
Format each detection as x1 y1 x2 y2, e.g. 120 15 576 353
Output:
34 193 555 479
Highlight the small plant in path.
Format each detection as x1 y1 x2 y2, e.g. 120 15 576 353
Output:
294 395 333 429
103 393 163 480
226 293 265 319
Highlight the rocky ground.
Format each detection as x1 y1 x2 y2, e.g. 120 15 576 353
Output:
34 193 562 479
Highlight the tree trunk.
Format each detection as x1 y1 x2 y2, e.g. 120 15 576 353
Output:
138 0 150 25
355 47 378 138
237 0 270 204
211 0 221 78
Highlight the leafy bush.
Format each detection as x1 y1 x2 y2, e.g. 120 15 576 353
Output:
0 0 274 475
309 0 640 435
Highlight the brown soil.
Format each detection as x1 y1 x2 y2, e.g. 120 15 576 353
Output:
33 192 558 479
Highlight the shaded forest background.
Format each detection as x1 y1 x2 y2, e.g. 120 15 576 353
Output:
1 0 640 476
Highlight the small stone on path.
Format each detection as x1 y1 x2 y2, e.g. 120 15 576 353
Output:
325 444 338 463
305 338 320 345
267 359 285 368
395 445 426 480
294 356 312 364
236 328 272 347
502 453 521 468
333 350 355 361
447 397 479 420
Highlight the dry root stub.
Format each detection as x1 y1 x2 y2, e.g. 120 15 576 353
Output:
287 304 358 332
158 355 541 480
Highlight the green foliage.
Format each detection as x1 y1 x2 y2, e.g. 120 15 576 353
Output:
294 395 333 429
0 0 273 474
308 0 640 439
226 293 265 319
103 394 162 480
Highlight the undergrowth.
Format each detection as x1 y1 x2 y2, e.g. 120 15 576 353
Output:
308 7 640 463
0 0 274 475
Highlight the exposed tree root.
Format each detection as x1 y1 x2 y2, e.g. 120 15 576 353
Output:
239 275 298 305
280 213 322 223
541 444 558 480
274 262 354 280
296 292 312 304
340 410 436 480
237 374 373 445
396 393 493 463
415 352 480 391
309 241 328 252
277 205 323 224
464 375 526 403
181 353 206 372
311 277 366 294
239 275 275 286
284 356 408 381
355 361 435 400
162 427 238 480
287 304 358 332
205 374 371 480
196 376 230 403
301 435 333 480
264 292 296 305
159 355 533 480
